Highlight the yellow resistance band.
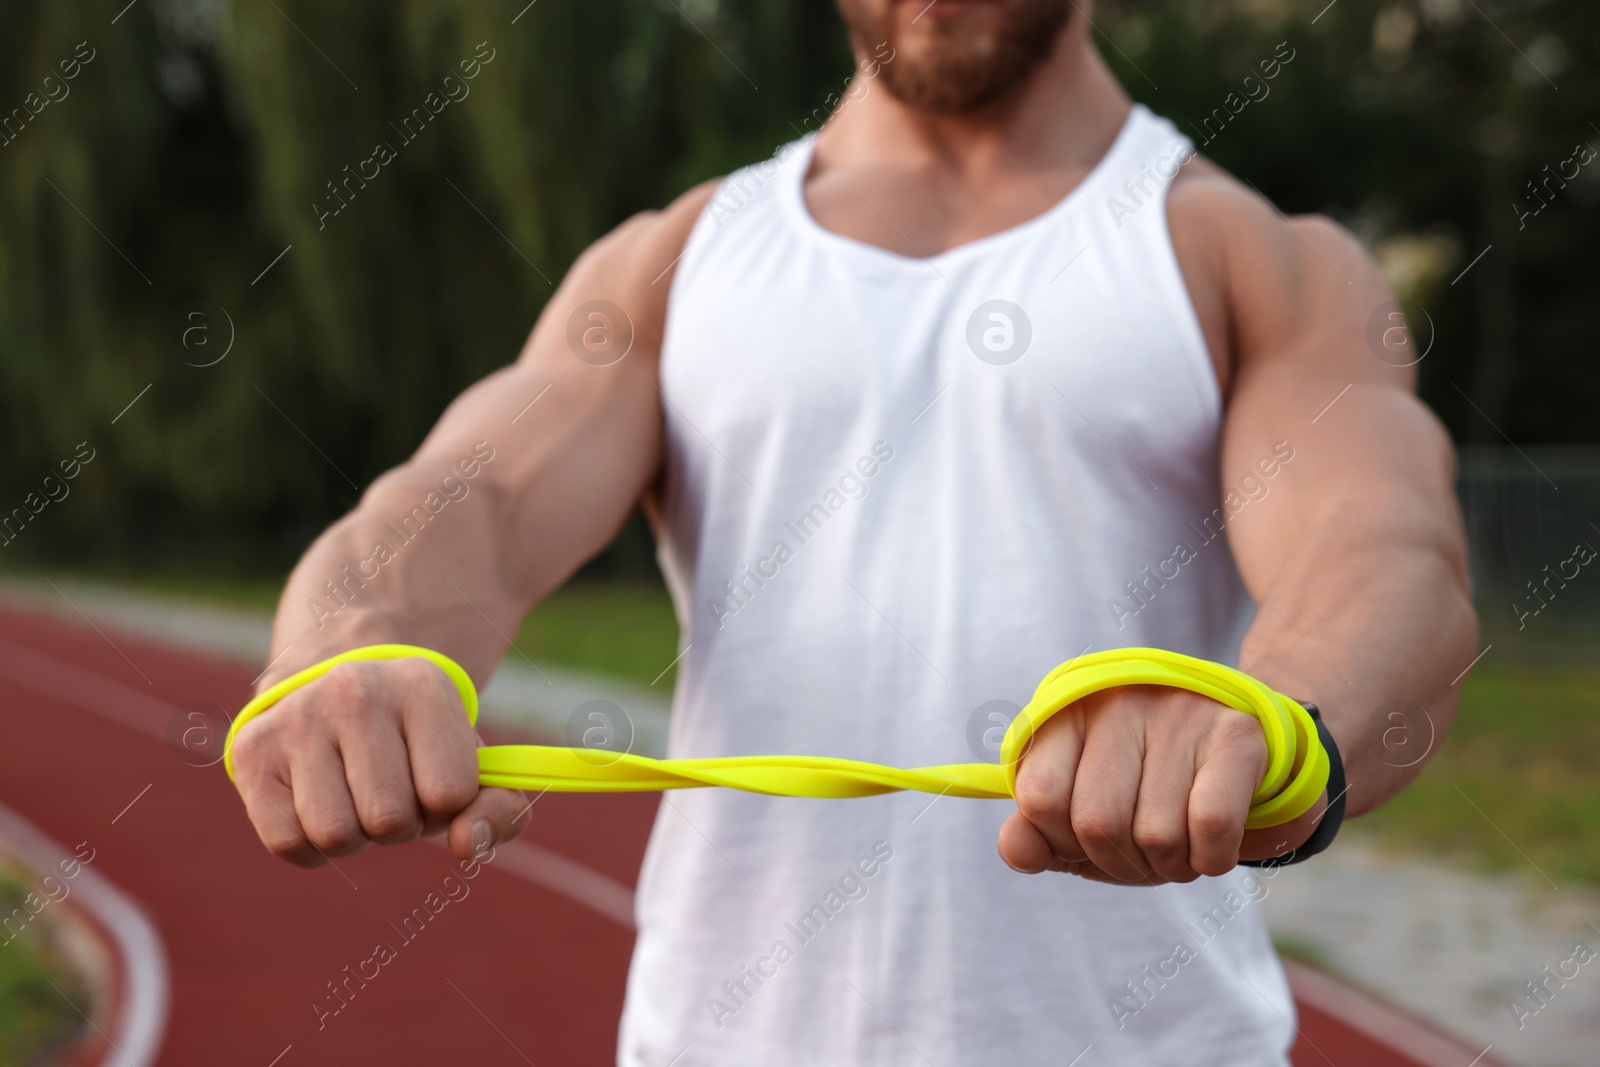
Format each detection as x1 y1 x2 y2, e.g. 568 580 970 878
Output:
223 644 1328 830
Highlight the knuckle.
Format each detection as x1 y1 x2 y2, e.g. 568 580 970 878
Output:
1071 804 1124 846
1218 711 1266 752
396 656 447 689
260 825 308 862
305 817 364 855
383 657 451 708
316 664 399 724
1190 804 1241 841
1013 773 1070 824
315 663 366 706
229 722 274 768
1132 821 1185 862
361 800 421 842
253 695 325 748
416 773 477 816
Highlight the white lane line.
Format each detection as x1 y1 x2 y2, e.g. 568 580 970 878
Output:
427 835 636 928
0 801 170 1067
0 634 170 742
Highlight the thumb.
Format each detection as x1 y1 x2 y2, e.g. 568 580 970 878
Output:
447 786 532 860
447 746 532 859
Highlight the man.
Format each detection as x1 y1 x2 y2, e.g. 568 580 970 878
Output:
230 1 1477 1063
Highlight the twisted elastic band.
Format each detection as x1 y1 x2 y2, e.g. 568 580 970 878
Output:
223 644 1328 829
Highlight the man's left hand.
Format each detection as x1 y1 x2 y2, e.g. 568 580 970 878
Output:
997 684 1326 884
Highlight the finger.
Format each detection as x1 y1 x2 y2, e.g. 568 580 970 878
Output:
1071 702 1158 884
447 786 534 861
1188 713 1265 876
289 739 368 858
1011 705 1088 864
998 814 1159 884
1063 862 1151 886
397 660 480 827
239 773 324 868
998 811 1057 873
229 711 317 866
338 707 423 846
1131 722 1203 883
1240 794 1325 864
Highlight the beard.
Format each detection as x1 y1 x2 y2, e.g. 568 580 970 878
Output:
837 0 1074 113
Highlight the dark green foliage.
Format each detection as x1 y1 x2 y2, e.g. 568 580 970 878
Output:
1099 0 1600 443
0 0 1595 577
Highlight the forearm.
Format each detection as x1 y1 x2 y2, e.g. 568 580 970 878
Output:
1236 507 1477 817
251 192 721 694
266 431 522 686
261 319 665 691
1198 203 1481 819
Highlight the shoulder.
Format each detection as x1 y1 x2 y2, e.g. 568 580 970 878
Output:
573 179 721 295
543 179 721 358
1165 157 1404 398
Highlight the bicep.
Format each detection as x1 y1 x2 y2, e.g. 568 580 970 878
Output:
1217 212 1461 591
373 200 707 605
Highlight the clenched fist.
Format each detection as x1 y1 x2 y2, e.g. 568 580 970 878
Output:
998 684 1326 883
229 656 530 866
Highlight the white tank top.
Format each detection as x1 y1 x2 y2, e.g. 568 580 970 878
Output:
624 105 1295 1066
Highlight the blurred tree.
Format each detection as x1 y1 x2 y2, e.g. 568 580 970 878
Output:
0 0 1595 577
1 0 848 574
1100 0 1600 445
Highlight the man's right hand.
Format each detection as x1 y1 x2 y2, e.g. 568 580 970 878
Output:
229 655 530 866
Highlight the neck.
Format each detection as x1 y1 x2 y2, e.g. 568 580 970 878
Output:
819 19 1132 175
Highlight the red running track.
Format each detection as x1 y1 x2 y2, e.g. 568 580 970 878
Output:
0 605 1501 1067
0 607 656 1066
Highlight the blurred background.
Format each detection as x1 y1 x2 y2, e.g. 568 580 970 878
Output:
1 0 1597 1065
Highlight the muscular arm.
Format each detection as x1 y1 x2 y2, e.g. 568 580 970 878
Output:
999 171 1476 883
232 184 714 865
1204 188 1477 818
265 192 710 683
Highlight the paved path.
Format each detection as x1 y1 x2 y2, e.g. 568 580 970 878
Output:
1264 837 1600 1067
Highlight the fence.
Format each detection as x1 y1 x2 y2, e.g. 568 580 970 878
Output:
1457 446 1600 663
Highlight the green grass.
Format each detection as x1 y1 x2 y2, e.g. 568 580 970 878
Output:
1353 659 1600 885
511 581 681 687
0 873 90 1066
0 561 287 614
1271 934 1335 971
0 563 683 688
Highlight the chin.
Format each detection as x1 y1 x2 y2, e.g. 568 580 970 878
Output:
843 0 1073 113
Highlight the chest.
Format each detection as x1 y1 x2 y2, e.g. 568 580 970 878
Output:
660 233 1220 501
